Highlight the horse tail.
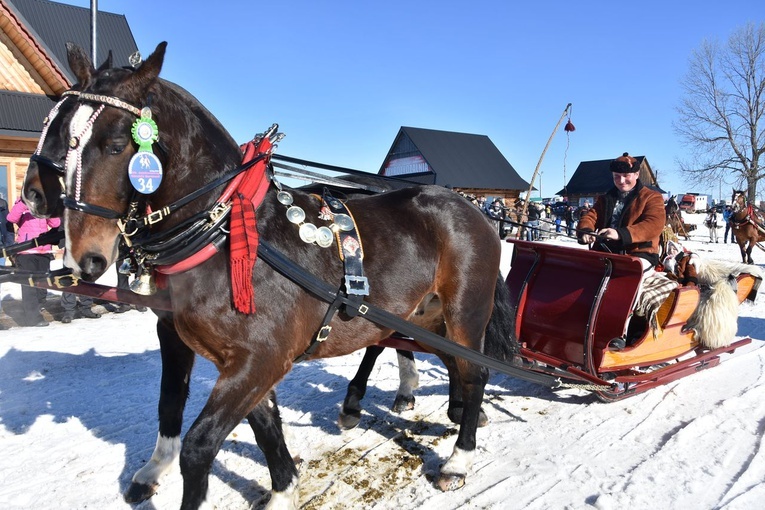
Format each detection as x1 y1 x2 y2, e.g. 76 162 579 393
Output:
482 272 520 361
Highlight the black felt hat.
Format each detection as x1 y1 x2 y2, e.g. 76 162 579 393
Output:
610 152 637 173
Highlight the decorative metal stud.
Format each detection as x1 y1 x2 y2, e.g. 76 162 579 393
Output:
286 206 306 224
277 191 294 205
315 226 334 248
333 214 354 232
299 223 318 243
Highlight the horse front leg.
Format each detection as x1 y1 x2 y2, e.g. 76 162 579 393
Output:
437 359 490 492
339 345 385 429
178 365 281 510
392 349 419 413
246 391 300 509
126 315 195 503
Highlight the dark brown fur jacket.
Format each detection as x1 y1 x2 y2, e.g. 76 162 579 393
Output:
578 181 666 266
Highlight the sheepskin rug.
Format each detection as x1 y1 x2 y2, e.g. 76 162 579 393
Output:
687 259 761 349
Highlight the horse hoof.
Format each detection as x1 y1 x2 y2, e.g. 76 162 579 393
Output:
124 481 158 503
437 472 466 491
338 411 361 430
392 394 415 413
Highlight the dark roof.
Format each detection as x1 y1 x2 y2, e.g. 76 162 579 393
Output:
7 0 138 82
559 155 665 195
381 127 530 190
0 90 56 137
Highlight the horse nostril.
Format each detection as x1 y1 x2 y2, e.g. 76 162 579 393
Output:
24 188 45 212
80 252 108 281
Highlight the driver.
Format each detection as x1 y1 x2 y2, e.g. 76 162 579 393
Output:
577 152 666 275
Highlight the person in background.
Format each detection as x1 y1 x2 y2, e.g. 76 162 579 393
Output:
0 192 13 328
722 205 733 243
705 208 719 243
7 198 59 327
577 152 665 273
0 192 12 253
525 203 541 241
113 257 147 313
55 224 101 323
565 205 576 236
60 292 101 323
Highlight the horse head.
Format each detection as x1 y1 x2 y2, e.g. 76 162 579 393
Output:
731 189 747 214
665 195 679 218
35 41 239 281
22 48 116 218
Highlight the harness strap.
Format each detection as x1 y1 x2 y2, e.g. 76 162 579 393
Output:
321 190 368 320
257 239 576 388
293 291 345 363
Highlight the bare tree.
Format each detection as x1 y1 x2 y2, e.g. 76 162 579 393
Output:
675 22 765 203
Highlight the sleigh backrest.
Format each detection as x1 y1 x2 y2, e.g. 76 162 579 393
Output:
505 240 644 370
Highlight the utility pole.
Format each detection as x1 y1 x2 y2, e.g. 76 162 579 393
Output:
90 0 98 65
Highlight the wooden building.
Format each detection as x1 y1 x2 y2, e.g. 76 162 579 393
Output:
379 126 530 202
0 0 137 202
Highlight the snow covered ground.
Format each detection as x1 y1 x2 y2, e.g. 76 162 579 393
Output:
1 213 764 510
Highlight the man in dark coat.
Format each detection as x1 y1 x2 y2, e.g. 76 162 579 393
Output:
577 153 666 271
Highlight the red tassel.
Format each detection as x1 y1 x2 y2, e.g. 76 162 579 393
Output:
230 193 258 314
564 120 576 132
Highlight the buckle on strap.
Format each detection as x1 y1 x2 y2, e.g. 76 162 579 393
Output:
316 325 332 342
146 207 171 225
344 275 369 296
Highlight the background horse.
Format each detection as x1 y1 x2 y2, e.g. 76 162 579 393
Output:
730 189 765 264
22 42 518 510
665 195 694 240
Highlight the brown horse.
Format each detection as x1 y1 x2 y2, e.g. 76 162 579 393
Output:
22 42 518 509
730 189 765 264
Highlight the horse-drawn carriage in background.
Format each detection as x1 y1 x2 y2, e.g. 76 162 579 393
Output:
3 42 763 509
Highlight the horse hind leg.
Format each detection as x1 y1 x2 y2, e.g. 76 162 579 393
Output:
437 353 489 427
437 358 490 491
434 310 492 491
437 271 516 491
125 316 194 503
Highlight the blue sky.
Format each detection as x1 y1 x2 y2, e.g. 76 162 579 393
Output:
69 0 761 201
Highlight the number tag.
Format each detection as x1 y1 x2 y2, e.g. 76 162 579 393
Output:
128 152 163 194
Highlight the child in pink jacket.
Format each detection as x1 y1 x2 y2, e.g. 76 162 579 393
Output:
7 199 60 327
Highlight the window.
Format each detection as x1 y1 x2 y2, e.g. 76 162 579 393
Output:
0 164 8 203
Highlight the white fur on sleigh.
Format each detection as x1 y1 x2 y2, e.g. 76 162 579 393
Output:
686 259 762 349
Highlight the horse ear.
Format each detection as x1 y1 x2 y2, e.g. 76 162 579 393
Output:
66 42 94 85
132 42 167 92
97 50 113 72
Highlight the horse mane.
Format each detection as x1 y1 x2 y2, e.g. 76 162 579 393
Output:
159 79 238 151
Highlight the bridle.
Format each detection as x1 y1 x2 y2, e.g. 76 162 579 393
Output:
35 87 279 280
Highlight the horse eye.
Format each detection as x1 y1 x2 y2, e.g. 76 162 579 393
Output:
110 143 127 155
